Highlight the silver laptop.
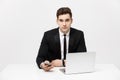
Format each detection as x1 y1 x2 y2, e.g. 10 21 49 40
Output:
65 52 96 74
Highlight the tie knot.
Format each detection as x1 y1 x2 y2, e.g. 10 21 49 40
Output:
64 34 66 36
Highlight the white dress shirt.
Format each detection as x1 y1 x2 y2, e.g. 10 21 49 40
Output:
40 29 70 67
59 29 70 60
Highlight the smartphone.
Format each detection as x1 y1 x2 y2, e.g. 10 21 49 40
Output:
44 63 51 67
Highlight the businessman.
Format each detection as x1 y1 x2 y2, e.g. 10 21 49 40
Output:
36 7 87 71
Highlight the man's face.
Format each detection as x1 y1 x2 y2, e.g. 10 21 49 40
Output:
57 14 72 34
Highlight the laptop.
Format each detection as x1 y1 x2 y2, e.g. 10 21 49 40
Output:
64 52 96 74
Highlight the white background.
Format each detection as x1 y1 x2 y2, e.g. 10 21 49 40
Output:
0 0 120 70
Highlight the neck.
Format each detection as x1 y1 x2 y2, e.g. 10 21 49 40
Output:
60 29 70 35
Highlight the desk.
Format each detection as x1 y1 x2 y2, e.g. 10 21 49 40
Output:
1 64 120 80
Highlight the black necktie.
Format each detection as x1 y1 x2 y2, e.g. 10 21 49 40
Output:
63 34 66 60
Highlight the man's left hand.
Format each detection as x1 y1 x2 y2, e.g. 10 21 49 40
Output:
51 59 62 67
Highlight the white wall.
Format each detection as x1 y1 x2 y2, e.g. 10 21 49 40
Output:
0 0 120 69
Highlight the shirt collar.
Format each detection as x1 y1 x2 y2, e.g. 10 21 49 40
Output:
59 28 70 36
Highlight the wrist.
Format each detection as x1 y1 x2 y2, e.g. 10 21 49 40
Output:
62 60 65 67
40 62 44 69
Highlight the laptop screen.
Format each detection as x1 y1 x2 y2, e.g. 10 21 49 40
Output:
65 52 96 74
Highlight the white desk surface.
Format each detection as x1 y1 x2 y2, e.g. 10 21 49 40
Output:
1 64 120 80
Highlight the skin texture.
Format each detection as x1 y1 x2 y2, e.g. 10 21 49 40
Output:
57 14 72 34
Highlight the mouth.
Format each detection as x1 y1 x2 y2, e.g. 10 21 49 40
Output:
63 26 67 29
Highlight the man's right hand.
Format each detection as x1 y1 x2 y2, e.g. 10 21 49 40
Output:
40 61 54 71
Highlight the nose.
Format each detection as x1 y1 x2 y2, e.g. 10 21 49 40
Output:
63 22 66 26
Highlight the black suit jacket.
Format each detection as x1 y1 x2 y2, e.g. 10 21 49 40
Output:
36 28 87 68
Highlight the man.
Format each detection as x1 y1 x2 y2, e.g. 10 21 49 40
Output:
36 7 87 71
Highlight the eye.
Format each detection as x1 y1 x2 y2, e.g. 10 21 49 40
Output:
66 19 70 22
59 19 63 22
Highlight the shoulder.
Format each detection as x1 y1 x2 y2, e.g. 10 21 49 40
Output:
43 28 59 37
70 27 84 34
44 28 58 34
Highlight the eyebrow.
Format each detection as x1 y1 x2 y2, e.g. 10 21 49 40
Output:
59 18 70 21
66 19 70 21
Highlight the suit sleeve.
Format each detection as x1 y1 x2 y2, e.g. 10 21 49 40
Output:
77 32 87 52
36 32 49 69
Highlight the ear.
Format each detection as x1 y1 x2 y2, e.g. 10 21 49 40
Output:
71 18 73 23
56 18 58 24
56 19 57 23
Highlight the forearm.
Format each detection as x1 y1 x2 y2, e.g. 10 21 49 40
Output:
36 56 45 69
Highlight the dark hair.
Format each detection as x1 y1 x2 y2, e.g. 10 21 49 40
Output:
56 7 72 18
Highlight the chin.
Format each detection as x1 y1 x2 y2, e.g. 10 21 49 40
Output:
61 28 69 33
62 29 67 32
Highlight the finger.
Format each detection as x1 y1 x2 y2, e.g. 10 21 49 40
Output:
43 66 50 71
43 64 53 70
47 66 54 71
44 66 53 71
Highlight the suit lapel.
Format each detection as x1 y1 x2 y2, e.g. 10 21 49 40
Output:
54 29 61 55
69 28 74 52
